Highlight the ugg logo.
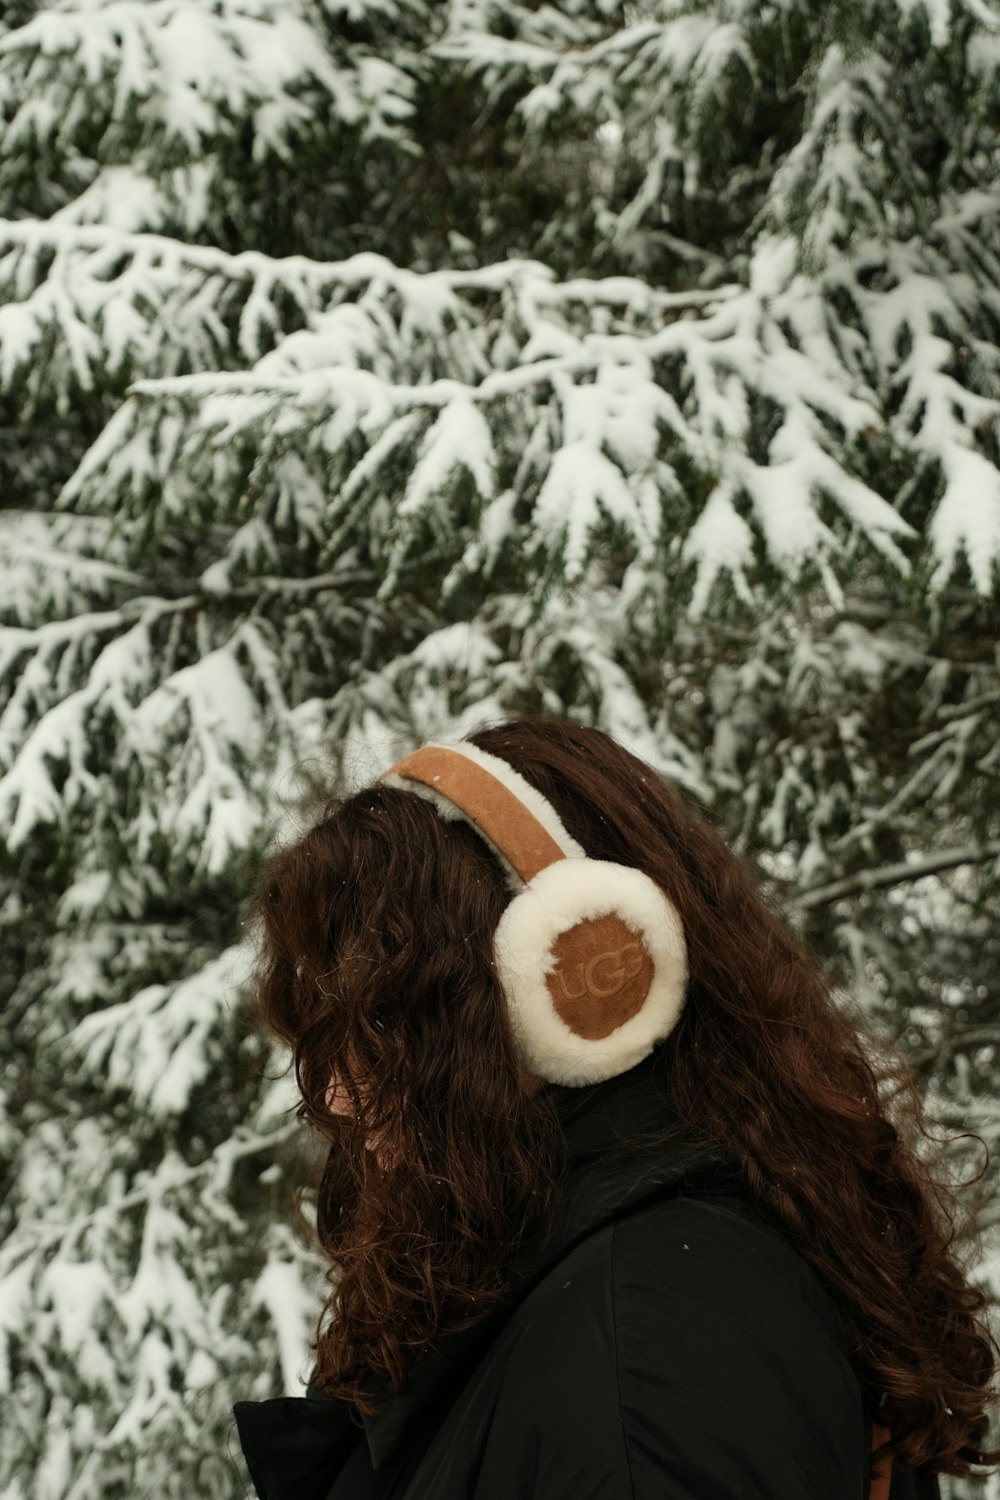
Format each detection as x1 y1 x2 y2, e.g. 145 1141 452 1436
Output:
552 942 646 1001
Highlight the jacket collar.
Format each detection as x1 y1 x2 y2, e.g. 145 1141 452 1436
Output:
233 1050 736 1496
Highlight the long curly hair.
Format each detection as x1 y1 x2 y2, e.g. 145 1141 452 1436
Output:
246 716 999 1476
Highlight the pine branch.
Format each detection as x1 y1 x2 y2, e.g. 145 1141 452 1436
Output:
909 1026 1000 1069
936 690 1000 721
2 218 734 311
220 570 377 600
0 1119 299 1265
796 841 1000 910
828 734 986 861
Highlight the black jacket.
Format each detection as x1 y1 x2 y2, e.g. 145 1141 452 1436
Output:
233 1053 941 1499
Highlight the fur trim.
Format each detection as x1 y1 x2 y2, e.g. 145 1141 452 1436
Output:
494 859 688 1086
382 741 585 892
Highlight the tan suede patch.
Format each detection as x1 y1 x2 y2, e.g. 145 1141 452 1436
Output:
386 746 564 883
546 913 654 1040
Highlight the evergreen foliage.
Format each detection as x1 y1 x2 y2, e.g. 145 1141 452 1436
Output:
1 0 998 1494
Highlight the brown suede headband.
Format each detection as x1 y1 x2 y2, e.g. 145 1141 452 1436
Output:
385 746 565 883
384 746 655 1042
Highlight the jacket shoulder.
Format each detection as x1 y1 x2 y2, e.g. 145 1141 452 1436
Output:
509 1190 853 1357
611 1192 867 1498
614 1190 855 1346
492 1191 868 1500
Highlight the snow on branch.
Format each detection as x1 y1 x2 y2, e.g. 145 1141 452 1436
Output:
61 944 251 1117
111 241 923 611
0 219 361 401
0 219 720 413
796 839 1000 910
859 239 1000 595
1 1115 298 1272
0 510 141 624
330 619 509 749
762 37 1000 595
0 0 373 160
0 612 161 843
0 600 306 862
433 8 757 215
769 46 899 258
127 641 269 869
0 1106 314 1459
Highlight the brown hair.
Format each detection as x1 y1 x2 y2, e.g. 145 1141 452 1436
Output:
246 716 999 1475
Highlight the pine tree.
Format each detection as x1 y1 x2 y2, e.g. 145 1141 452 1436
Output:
1 0 999 1495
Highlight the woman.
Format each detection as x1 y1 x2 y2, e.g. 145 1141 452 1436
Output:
233 718 999 1499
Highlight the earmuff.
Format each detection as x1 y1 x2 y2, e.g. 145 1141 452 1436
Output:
380 742 689 1088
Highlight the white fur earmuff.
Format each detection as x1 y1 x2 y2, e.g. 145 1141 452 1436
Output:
381 741 689 1087
495 858 688 1085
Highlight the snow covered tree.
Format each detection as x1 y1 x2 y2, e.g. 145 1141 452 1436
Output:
1 0 999 1495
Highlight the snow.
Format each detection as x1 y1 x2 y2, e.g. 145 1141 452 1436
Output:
38 1258 117 1359
0 511 139 623
0 1 369 156
892 0 953 46
831 621 898 686
681 475 756 618
476 488 518 564
804 449 914 558
34 1425 72 1500
184 1347 218 1391
0 303 43 387
62 945 250 1115
520 318 585 363
0 613 159 847
103 1330 178 1445
338 709 409 791
250 1241 316 1395
53 165 176 234
55 871 113 921
408 621 502 677
857 242 1000 591
400 399 496 516
431 30 559 70
688 19 757 112
0 220 442 418
536 440 650 579
371 356 688 586
0 1257 35 1397
127 646 266 872
599 358 691 468
966 26 1000 77
929 444 1000 595
749 232 797 300
267 305 384 375
15 213 901 630
199 518 279 595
